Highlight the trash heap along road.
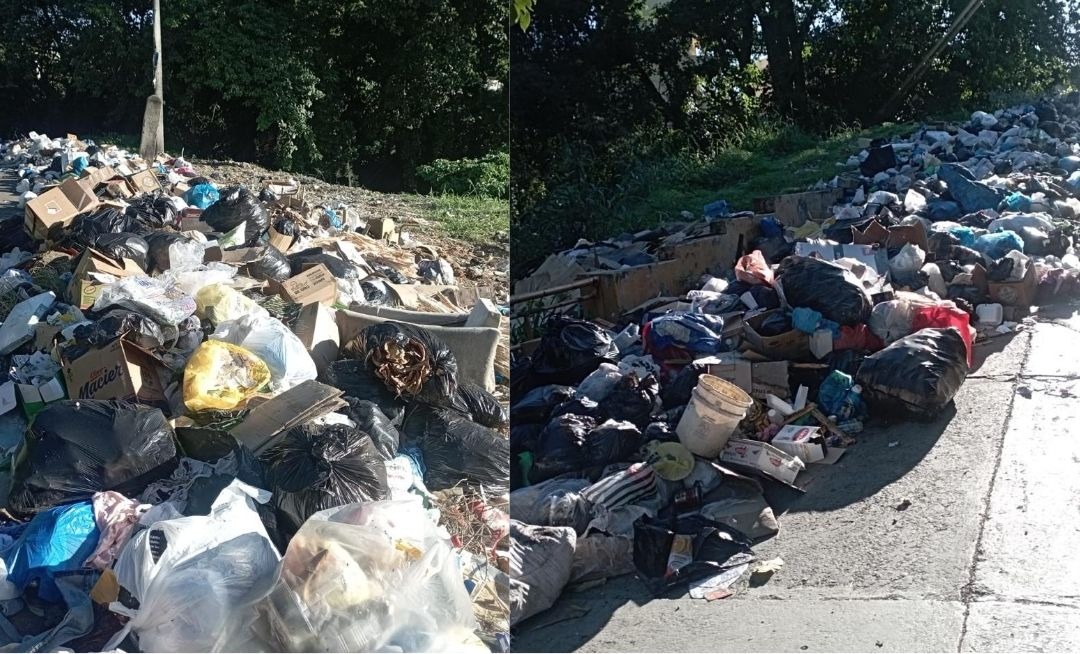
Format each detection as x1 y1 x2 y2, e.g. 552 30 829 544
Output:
508 95 1080 629
0 132 510 652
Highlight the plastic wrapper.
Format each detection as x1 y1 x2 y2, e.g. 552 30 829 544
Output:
93 275 197 326
734 250 774 286
343 322 459 404
183 340 272 412
598 374 659 428
106 481 280 653
212 313 317 392
251 500 483 652
2 501 100 603
261 422 389 538
8 401 179 513
856 327 969 417
510 520 576 628
415 409 510 491
632 514 754 595
318 360 406 424
201 186 269 244
340 399 400 460
510 385 576 425
775 256 873 325
93 232 150 270
241 244 292 283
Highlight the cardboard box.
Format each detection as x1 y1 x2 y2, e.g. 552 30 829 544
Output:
770 425 826 464
171 181 191 198
720 438 805 485
851 219 929 254
291 302 340 369
127 169 162 195
24 187 80 239
793 241 886 273
743 309 811 361
60 338 168 403
59 177 99 213
267 224 297 253
81 165 116 188
367 218 396 241
15 376 66 418
68 248 143 310
753 189 843 227
987 264 1037 308
700 353 790 401
280 264 337 305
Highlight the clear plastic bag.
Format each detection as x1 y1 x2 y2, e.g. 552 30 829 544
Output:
211 313 317 392
250 500 484 652
93 275 197 326
106 480 281 653
183 340 272 412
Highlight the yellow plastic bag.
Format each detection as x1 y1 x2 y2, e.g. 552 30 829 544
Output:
194 284 265 324
184 340 271 412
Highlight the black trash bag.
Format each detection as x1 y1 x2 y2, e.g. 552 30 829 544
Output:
288 247 358 279
74 308 178 350
240 244 292 283
0 215 35 254
360 278 394 305
1017 225 1050 255
342 322 459 404
860 144 897 177
373 263 410 285
599 374 659 428
756 311 793 337
416 409 510 491
587 419 642 465
744 285 780 310
775 256 873 326
856 327 969 418
69 207 136 244
339 398 400 460
510 385 576 425
531 414 597 482
632 514 754 595
126 194 178 229
986 257 1015 282
551 395 602 421
201 186 269 243
644 420 678 442
662 362 709 409
452 382 508 428
949 245 986 266
259 188 279 203
510 422 544 454
948 283 986 306
927 230 960 257
528 316 620 389
273 216 296 236
318 359 406 424
93 233 149 270
9 401 180 513
174 426 266 490
261 422 389 538
145 231 195 273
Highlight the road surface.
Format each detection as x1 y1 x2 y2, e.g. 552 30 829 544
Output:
513 307 1080 652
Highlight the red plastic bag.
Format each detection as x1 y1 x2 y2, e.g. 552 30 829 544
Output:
834 324 885 352
911 305 973 366
735 250 774 286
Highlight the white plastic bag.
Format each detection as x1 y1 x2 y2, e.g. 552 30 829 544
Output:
211 313 317 392
576 363 622 402
889 243 926 277
251 500 484 652
107 480 280 653
93 276 197 325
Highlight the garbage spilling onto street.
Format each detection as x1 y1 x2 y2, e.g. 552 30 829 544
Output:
0 132 510 651
508 95 1080 628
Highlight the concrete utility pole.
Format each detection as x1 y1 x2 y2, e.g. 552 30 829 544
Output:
139 0 164 160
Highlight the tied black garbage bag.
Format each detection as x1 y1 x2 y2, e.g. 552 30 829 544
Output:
856 327 969 418
633 514 754 595
531 415 640 482
318 360 406 424
145 231 195 273
9 401 179 513
126 194 178 229
288 248 358 279
93 233 150 270
510 385 576 425
74 308 178 350
510 423 544 455
241 244 292 283
551 395 601 421
361 278 394 306
661 362 709 410
69 207 137 244
528 316 620 389
342 322 459 404
599 374 659 428
262 423 389 539
415 409 510 492
175 427 266 490
451 382 508 428
775 256 873 326
201 186 269 244
340 399 400 460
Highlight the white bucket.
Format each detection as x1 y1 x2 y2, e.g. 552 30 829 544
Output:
676 374 754 458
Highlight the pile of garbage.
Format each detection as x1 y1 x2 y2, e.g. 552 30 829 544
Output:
508 96 1080 628
0 132 510 651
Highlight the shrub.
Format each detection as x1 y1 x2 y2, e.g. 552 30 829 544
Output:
417 152 509 199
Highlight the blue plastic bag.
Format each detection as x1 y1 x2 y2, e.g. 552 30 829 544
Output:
818 370 859 418
1004 192 1031 212
645 312 725 355
948 226 977 247
973 230 1024 259
703 199 729 219
186 183 220 210
2 501 99 603
71 156 89 175
760 216 783 238
324 207 343 229
791 307 823 334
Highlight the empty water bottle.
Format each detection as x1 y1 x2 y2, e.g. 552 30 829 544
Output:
838 385 863 421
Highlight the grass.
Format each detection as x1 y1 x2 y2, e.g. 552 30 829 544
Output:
416 194 509 244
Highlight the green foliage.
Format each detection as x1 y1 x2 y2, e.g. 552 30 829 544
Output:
424 194 510 243
513 0 536 29
417 152 510 199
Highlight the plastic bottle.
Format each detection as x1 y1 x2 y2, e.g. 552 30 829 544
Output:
838 385 863 421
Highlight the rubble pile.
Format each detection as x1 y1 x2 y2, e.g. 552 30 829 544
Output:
0 132 510 652
508 96 1080 627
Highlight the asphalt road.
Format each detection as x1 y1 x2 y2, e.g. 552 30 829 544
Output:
514 308 1080 652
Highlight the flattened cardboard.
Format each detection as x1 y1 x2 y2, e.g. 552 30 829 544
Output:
280 264 337 305
852 219 929 254
24 187 80 239
743 309 811 362
68 248 142 310
59 177 99 213
60 338 168 404
127 169 162 195
16 376 66 418
291 302 340 369
230 380 345 454
82 165 117 187
720 438 805 485
754 189 842 226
